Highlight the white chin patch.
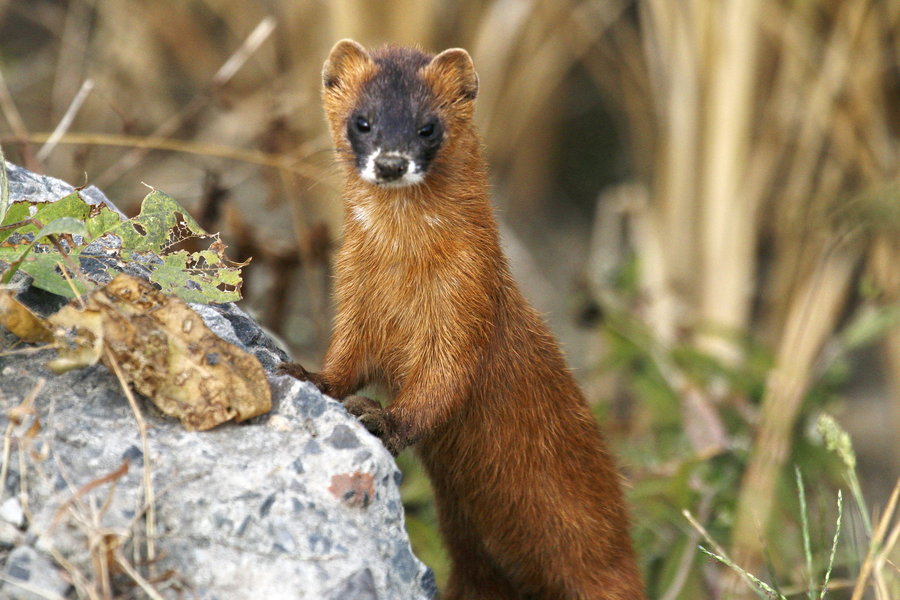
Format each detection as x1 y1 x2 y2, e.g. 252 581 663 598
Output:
359 149 425 188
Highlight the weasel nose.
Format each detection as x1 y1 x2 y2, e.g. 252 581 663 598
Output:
373 155 409 181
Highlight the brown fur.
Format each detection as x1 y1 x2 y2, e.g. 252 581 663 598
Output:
281 40 645 600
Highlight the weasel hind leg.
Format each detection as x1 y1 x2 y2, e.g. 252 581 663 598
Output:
443 560 521 600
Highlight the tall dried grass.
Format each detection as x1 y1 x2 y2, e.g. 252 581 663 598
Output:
588 0 899 595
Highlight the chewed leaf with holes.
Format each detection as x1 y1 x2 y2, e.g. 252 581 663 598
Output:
149 246 246 304
105 190 247 303
0 189 245 303
105 190 205 252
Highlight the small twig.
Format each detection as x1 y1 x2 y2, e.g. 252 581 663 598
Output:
0 68 38 170
660 492 714 600
0 345 55 357
0 217 43 231
13 379 46 525
0 145 9 223
1 132 329 183
211 17 276 86
91 530 112 600
56 258 87 310
114 549 167 600
48 459 130 531
37 78 95 162
104 349 156 571
47 545 100 600
872 517 900 598
697 546 784 599
95 16 277 186
0 379 45 506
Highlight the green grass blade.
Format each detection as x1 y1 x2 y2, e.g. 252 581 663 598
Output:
819 490 842 599
697 546 785 599
796 466 815 600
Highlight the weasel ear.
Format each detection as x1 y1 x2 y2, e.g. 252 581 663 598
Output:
427 48 478 102
323 39 372 89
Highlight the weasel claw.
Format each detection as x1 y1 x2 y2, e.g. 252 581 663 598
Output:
342 396 403 456
277 362 328 394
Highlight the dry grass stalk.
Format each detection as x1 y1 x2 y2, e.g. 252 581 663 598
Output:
730 243 860 570
870 235 900 464
4 131 329 182
0 574 67 600
0 378 45 507
0 68 37 170
0 372 167 597
104 349 156 573
579 1 897 594
850 478 900 600
93 16 277 187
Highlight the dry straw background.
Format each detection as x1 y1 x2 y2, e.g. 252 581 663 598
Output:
0 0 898 598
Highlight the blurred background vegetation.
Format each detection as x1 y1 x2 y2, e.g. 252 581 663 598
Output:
0 0 897 597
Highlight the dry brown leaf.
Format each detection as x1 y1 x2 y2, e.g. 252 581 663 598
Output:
48 273 271 430
47 304 103 372
0 290 54 343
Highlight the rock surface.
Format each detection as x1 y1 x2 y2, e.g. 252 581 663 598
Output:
0 163 435 599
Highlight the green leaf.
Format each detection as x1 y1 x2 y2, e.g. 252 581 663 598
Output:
33 216 88 241
0 216 87 288
85 204 123 239
16 251 89 296
30 193 92 232
0 242 88 295
840 304 900 350
0 188 244 303
0 202 32 244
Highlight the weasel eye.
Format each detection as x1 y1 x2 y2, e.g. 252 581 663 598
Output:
418 122 436 138
355 116 371 133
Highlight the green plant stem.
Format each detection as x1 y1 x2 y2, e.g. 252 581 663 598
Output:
845 471 871 536
796 467 815 600
820 490 842 600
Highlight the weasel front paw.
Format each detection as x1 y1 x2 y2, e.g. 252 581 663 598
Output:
342 396 405 456
277 362 328 394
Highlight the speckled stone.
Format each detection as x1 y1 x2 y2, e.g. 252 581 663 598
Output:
0 162 434 599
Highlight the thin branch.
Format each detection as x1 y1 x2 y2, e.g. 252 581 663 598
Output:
0 68 38 170
37 78 95 162
48 459 129 531
94 16 277 186
1 132 329 183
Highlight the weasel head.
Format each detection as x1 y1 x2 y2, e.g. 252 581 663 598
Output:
322 39 479 189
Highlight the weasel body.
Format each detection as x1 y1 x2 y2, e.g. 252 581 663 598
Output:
281 40 644 600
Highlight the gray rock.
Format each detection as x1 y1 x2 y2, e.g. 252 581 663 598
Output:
0 163 435 599
2 546 70 600
0 498 24 528
4 160 123 217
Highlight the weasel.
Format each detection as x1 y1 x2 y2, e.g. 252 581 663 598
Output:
280 39 645 600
